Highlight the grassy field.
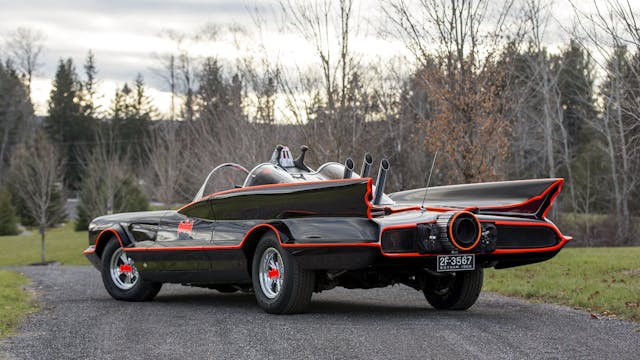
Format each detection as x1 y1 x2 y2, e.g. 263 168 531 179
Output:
0 222 88 266
485 247 640 321
0 270 37 338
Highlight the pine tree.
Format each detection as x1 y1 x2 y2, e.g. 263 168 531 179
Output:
555 39 596 152
108 74 156 161
44 58 98 190
82 50 99 117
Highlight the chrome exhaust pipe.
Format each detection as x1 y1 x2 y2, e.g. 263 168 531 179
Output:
343 157 355 179
373 159 389 205
361 153 373 178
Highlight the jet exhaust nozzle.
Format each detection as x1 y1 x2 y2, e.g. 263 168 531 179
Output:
373 159 390 205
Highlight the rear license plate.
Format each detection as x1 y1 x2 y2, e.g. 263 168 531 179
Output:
437 254 475 272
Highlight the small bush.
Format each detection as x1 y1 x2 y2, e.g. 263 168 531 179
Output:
0 188 19 236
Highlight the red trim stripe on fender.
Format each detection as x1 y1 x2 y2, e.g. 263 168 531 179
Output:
281 242 379 248
124 223 282 252
83 228 124 254
121 219 571 256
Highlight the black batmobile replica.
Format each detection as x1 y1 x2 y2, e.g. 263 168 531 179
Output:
84 145 571 314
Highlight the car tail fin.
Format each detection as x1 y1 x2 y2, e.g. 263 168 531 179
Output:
477 179 564 219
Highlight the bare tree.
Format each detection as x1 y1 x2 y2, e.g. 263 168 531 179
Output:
80 130 128 217
9 131 65 263
4 27 45 99
145 121 187 207
278 0 367 161
0 62 34 183
571 0 640 240
385 0 515 182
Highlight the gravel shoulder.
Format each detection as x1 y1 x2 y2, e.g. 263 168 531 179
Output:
1 265 639 360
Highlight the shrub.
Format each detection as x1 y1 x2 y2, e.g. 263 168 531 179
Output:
0 188 19 235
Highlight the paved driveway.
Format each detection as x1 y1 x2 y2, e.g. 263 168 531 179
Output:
1 265 638 359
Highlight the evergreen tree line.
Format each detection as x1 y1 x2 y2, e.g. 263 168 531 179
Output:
1 0 639 247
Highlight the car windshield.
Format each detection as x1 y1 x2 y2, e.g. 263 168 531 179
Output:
193 163 249 201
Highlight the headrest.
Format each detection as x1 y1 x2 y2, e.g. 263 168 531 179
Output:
279 146 295 168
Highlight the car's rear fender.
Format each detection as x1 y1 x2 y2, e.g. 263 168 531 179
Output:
241 223 288 276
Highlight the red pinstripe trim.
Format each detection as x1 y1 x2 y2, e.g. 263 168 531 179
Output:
242 223 281 244
281 242 379 248
481 179 564 216
377 219 570 257
542 181 563 218
84 228 124 254
121 220 570 257
378 222 430 255
124 223 282 252
178 178 370 213
365 178 373 219
492 237 570 254
492 220 566 240
391 179 565 215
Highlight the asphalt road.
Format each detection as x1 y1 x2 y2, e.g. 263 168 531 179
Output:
1 265 639 360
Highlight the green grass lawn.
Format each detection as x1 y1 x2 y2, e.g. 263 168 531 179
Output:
0 270 37 338
485 247 640 321
0 222 88 266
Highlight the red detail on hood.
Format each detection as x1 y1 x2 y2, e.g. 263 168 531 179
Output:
268 268 280 279
119 264 133 273
178 220 194 236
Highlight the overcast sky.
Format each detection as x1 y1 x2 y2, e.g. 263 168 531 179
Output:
0 1 280 114
0 0 605 116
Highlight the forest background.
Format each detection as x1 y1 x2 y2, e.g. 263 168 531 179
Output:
1 0 639 249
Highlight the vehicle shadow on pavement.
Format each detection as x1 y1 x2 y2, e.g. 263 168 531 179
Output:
153 292 257 308
144 290 502 321
309 299 501 320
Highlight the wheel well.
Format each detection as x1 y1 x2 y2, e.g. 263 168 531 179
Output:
94 229 126 258
241 223 290 277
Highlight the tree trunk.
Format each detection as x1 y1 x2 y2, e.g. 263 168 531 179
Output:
40 225 46 263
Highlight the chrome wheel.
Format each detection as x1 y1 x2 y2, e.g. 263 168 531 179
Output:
109 247 139 290
259 247 284 299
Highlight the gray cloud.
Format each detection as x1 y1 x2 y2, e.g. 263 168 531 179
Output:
0 0 276 82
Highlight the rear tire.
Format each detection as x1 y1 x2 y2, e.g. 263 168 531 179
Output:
252 232 314 314
423 268 483 310
100 238 162 301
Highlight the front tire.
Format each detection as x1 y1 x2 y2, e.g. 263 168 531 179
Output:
423 268 483 310
251 232 314 314
100 238 162 301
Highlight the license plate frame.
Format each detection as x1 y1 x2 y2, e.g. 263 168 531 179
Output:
436 254 475 272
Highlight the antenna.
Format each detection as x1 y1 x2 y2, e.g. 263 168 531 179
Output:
421 150 439 210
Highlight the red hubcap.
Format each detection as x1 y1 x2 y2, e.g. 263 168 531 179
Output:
267 268 280 279
119 264 133 274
